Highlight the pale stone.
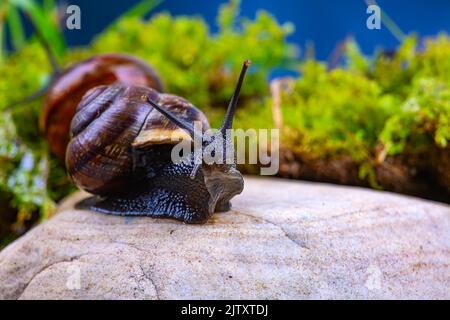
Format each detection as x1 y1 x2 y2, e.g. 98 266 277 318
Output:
0 177 448 299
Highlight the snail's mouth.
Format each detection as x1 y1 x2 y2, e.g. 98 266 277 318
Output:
202 165 244 214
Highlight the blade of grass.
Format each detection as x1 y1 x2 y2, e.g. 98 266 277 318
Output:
379 9 405 42
10 0 66 56
7 5 26 50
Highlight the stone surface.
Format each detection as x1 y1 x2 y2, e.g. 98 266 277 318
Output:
0 177 449 299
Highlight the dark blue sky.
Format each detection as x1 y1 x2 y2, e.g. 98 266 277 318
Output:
61 0 450 60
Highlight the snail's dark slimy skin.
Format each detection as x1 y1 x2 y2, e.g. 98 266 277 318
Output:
76 145 244 224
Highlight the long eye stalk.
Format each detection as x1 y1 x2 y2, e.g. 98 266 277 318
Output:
146 60 251 179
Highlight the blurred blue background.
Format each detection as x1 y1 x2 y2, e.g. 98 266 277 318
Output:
60 0 450 60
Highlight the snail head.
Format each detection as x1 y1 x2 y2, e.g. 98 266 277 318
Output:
144 60 251 212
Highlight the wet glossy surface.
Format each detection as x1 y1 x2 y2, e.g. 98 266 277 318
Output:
41 54 164 160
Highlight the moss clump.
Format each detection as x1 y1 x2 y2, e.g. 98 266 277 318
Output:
0 0 449 246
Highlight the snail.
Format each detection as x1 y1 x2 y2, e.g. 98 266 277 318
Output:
67 60 251 223
7 27 164 160
41 53 164 160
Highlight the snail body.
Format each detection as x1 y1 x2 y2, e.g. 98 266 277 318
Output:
67 61 250 223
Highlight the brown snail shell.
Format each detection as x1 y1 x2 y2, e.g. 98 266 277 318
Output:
41 54 164 160
67 60 250 223
66 84 210 196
